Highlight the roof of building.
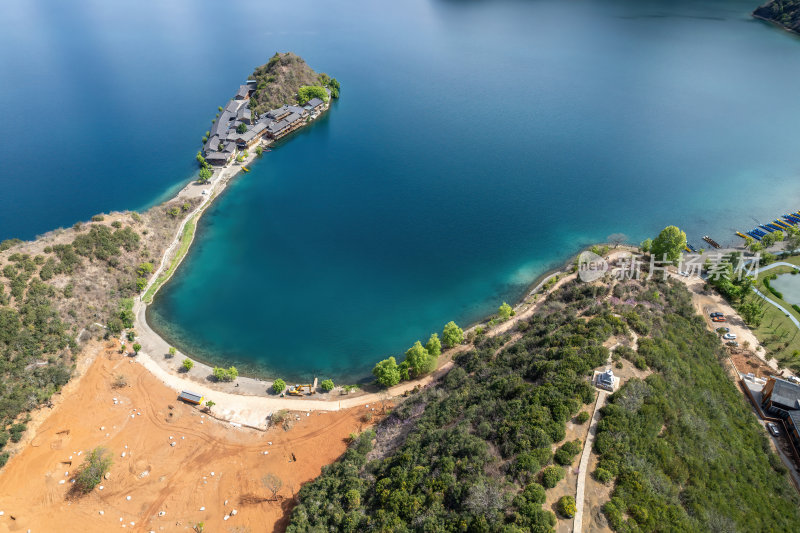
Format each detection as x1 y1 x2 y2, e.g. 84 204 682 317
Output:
204 151 229 162
236 85 250 99
237 107 251 121
768 377 800 410
267 106 291 119
204 135 222 153
307 97 323 108
598 369 615 385
225 99 244 114
179 391 203 403
268 120 289 133
285 112 303 124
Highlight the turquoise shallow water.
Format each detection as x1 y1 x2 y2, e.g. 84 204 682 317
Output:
3 0 800 381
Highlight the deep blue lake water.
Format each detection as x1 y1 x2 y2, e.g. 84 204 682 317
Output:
3 0 800 381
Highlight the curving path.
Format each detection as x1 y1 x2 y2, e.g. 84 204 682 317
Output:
752 261 800 330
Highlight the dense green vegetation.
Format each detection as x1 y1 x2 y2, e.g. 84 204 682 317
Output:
289 280 619 532
593 278 800 532
754 0 800 33
297 85 329 105
272 378 286 393
650 225 686 264
288 275 799 532
372 324 461 388
212 365 238 382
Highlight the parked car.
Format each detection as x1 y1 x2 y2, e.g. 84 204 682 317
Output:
710 312 723 318
767 422 780 437
716 327 730 334
712 316 727 323
726 341 739 347
723 333 737 340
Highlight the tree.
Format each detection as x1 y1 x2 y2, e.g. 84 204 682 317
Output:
213 366 238 382
73 447 113 493
262 473 283 500
236 122 248 134
425 333 441 357
132 343 141 354
405 341 435 377
255 145 264 156
498 302 515 320
182 358 194 372
558 495 576 518
297 85 329 105
205 400 215 411
739 299 765 327
541 465 564 488
197 166 212 185
608 233 628 248
320 379 334 392
442 321 464 348
272 378 286 393
650 225 686 264
167 346 176 358
639 238 653 254
373 357 401 387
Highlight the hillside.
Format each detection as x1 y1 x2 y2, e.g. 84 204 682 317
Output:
249 52 336 115
754 0 800 33
286 276 800 532
0 198 196 468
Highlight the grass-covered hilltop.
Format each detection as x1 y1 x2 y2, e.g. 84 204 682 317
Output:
754 0 800 32
287 274 800 532
248 52 340 115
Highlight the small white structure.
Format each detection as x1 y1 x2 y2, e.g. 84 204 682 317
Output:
594 369 618 391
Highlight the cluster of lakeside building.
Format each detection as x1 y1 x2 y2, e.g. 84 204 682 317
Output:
203 81 328 166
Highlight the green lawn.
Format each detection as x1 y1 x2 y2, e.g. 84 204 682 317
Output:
752 261 800 371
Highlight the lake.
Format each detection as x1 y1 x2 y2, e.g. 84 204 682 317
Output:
3 0 800 381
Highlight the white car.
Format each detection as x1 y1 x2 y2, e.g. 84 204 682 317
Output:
723 333 737 340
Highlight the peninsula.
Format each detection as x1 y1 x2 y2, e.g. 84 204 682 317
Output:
754 0 800 33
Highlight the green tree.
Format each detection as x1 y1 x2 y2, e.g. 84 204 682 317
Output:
168 347 176 358
425 333 442 357
73 447 113 493
236 122 248 134
182 359 194 372
205 400 215 410
132 343 141 354
541 465 565 488
255 145 264 156
498 301 515 320
320 379 334 392
272 378 286 393
373 357 401 387
213 366 238 382
197 166 212 185
558 495 576 518
297 85 329 105
639 238 653 253
650 225 686 264
442 321 464 348
405 340 435 377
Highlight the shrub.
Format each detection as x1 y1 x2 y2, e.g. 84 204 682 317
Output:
213 366 238 382
132 343 141 354
541 465 565 488
9 423 26 443
182 359 194 372
167 347 176 359
576 411 590 424
272 378 286 393
594 467 613 484
73 447 112 493
320 379 334 392
558 495 576 518
91 215 105 222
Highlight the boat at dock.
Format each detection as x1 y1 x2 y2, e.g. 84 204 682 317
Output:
735 232 749 240
242 167 250 172
703 235 721 249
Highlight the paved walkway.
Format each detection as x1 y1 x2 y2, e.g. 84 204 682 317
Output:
573 389 609 533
